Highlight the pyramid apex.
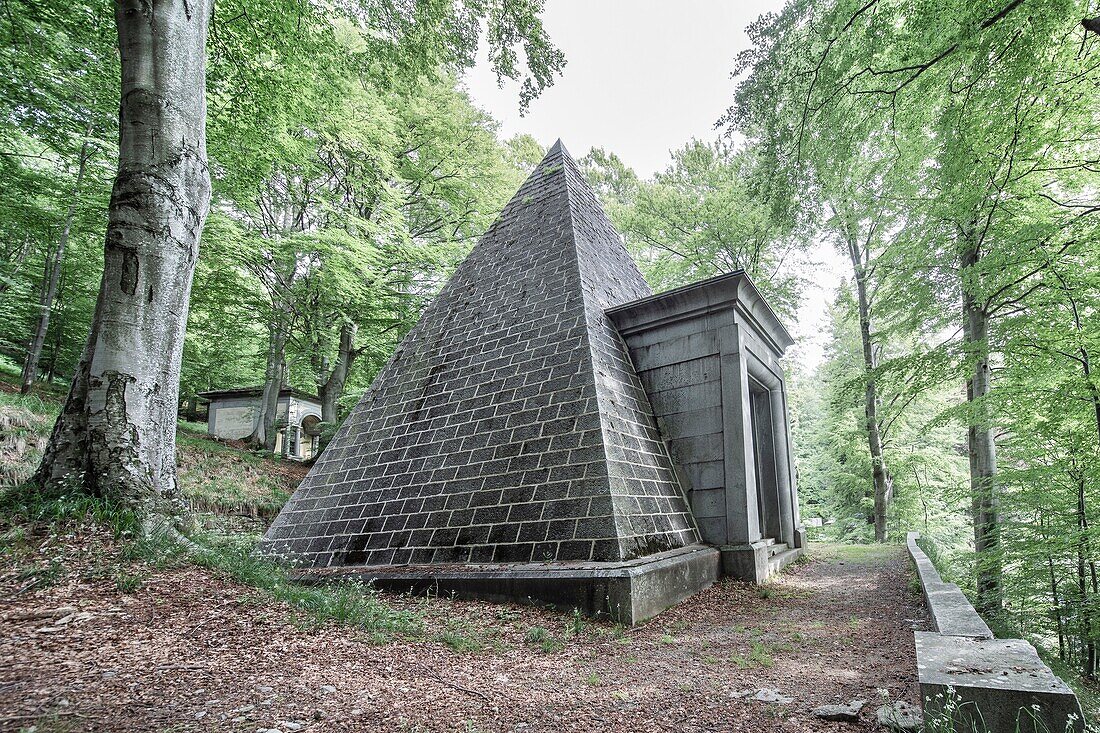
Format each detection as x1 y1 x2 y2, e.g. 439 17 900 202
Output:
547 138 569 157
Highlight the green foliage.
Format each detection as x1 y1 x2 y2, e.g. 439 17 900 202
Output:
581 140 807 317
437 618 489 653
524 625 563 653
2 0 562 422
175 429 295 516
569 607 586 636
790 293 970 544
734 0 1100 684
0 487 141 539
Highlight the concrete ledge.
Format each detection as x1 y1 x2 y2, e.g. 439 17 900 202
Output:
917 632 1084 733
906 532 992 638
720 541 802 583
907 532 1084 732
292 544 721 625
721 541 769 583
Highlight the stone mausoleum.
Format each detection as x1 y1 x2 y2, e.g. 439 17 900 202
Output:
261 141 804 623
200 387 323 461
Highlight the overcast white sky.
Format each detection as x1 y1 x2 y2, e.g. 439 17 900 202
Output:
462 0 846 371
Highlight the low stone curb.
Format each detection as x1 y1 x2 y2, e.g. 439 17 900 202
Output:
906 531 1084 732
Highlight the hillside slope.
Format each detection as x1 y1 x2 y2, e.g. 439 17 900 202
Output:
0 380 304 527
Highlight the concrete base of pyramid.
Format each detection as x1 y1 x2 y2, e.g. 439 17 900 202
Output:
291 544 721 625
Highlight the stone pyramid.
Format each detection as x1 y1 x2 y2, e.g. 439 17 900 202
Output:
260 141 700 570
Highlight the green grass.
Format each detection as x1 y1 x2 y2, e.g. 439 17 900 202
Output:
0 485 423 642
437 618 489 653
568 607 586 635
0 389 57 489
524 625 563 653
176 419 208 435
732 640 777 669
0 386 61 416
812 542 897 562
114 571 144 593
0 354 20 379
189 532 422 641
0 487 141 537
175 430 295 518
0 384 295 520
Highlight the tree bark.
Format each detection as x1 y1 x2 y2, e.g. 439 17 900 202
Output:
1075 469 1096 678
20 124 94 394
318 321 357 424
960 236 1002 616
251 313 289 452
184 393 199 422
0 236 33 295
844 235 893 542
33 0 212 519
45 324 62 384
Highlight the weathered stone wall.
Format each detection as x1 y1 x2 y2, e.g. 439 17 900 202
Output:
607 274 803 582
562 158 702 560
260 142 698 569
633 342 726 545
208 396 290 440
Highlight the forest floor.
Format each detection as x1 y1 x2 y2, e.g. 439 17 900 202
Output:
0 531 928 733
0 378 930 732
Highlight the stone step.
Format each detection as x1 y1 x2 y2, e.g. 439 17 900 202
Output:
766 542 789 557
760 537 776 546
768 548 800 574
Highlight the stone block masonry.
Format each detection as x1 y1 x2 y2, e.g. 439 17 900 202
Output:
607 272 805 582
258 141 714 621
260 138 805 622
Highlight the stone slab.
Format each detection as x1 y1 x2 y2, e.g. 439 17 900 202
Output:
915 632 1084 733
922 583 993 639
907 531 1084 732
906 532 992 639
721 541 764 583
292 544 721 625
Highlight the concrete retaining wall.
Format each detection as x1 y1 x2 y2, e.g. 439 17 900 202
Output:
906 532 1085 732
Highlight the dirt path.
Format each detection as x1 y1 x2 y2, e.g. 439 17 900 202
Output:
1 541 928 732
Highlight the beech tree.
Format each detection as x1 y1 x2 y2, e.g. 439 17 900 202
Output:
582 140 807 319
25 0 564 523
732 0 1099 650
0 2 118 394
33 0 213 520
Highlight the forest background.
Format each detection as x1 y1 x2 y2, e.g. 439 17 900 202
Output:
3 0 1099 690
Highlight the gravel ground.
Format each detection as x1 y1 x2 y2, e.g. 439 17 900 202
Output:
1 536 928 733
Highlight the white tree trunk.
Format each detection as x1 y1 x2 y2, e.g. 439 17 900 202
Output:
34 0 212 517
960 235 1002 615
845 238 893 542
318 321 357 424
251 309 290 452
21 123 94 395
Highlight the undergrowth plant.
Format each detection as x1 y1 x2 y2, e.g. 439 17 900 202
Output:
920 687 1093 733
189 532 423 641
0 486 423 642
